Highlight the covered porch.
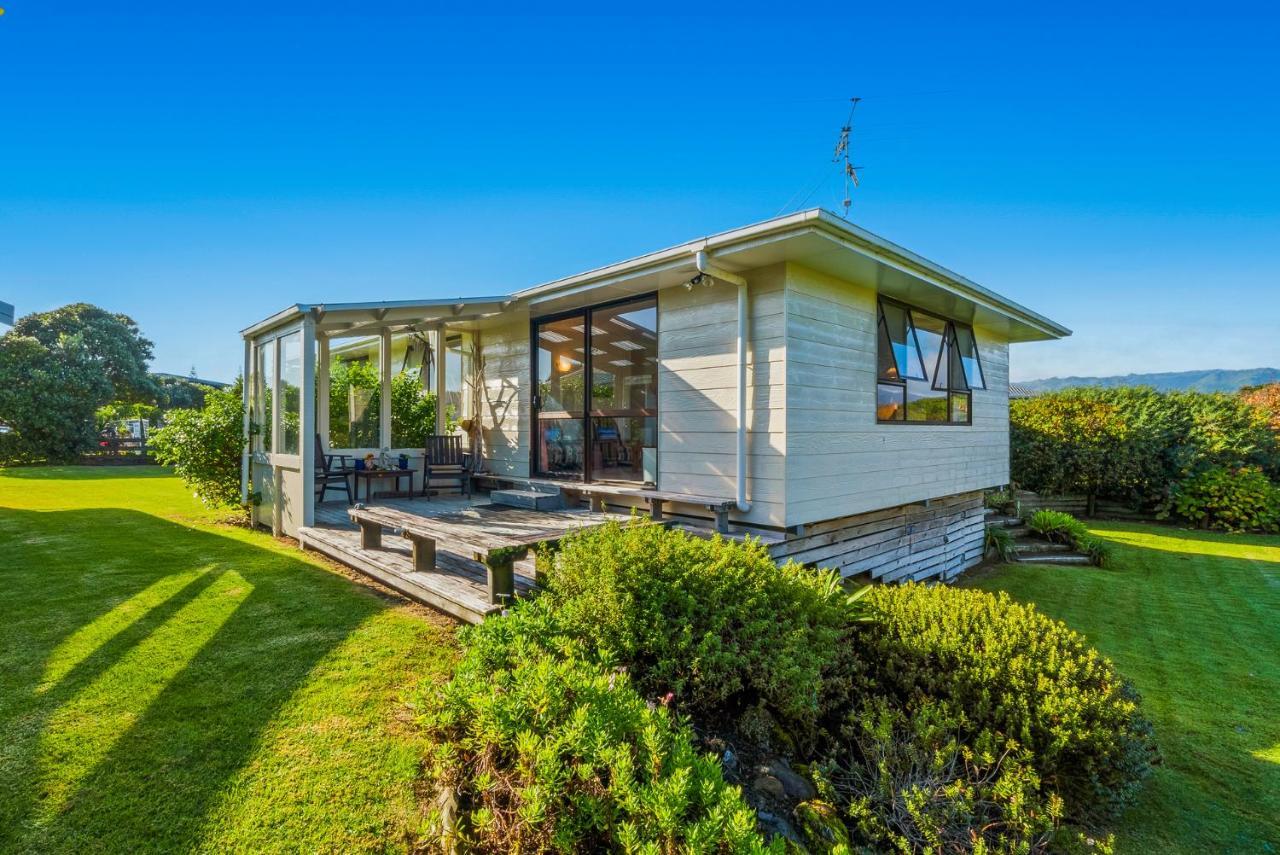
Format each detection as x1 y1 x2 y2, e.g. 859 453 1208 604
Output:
240 295 516 537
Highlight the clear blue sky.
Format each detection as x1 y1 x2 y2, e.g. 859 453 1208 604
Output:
2 1 1277 382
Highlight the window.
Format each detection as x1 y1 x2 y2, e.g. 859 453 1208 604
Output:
875 299 984 424
327 335 381 448
279 331 303 454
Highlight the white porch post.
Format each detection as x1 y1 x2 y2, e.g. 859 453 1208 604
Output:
300 315 317 527
435 325 447 435
316 334 330 448
240 337 251 505
271 337 283 537
379 328 393 450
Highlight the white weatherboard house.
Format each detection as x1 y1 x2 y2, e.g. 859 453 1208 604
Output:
241 208 1068 594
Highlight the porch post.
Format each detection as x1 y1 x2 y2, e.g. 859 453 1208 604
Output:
300 314 317 527
271 337 283 537
379 328 393 450
240 337 251 506
316 334 330 449
435 325 447 435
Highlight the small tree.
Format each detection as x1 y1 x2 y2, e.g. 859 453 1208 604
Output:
150 380 247 509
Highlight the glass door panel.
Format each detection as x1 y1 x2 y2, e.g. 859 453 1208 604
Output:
589 298 657 482
534 314 586 477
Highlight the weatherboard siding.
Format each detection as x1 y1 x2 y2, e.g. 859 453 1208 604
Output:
657 264 787 527
783 262 1010 528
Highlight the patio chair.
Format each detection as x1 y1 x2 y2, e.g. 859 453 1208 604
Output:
314 434 355 504
421 434 472 500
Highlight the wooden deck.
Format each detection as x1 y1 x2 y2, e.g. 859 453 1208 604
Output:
300 496 631 623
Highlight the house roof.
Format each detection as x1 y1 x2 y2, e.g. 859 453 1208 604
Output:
243 208 1069 343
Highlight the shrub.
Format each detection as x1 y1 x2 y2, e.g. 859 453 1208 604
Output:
1026 510 1111 566
418 605 778 853
985 524 1018 562
539 522 849 729
149 381 247 508
984 489 1016 513
831 699 1070 854
847 584 1155 825
1170 465 1280 533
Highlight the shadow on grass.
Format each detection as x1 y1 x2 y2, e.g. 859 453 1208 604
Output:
0 507 390 853
0 463 174 480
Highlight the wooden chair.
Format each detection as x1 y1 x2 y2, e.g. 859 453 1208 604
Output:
421 435 472 500
314 435 354 504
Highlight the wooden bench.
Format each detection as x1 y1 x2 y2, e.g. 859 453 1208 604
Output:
347 504 642 606
551 484 737 533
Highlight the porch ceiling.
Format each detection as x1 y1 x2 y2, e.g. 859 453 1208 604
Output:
241 296 515 340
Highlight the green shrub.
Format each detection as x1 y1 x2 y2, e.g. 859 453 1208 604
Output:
1170 465 1280 532
540 522 849 729
418 606 777 853
985 524 1018 562
847 584 1155 825
831 699 1074 854
150 381 247 509
1026 510 1111 566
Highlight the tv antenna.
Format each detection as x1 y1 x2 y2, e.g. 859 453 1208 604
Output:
833 97 863 218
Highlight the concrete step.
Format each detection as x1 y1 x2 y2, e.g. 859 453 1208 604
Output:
1005 526 1031 538
1014 552 1092 566
1011 539 1073 553
984 514 1024 528
490 488 564 511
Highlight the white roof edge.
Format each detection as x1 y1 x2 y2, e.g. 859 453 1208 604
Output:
511 208 1069 339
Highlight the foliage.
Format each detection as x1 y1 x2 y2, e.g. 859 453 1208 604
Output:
418 604 777 853
327 358 438 448
1239 382 1280 433
154 375 219 420
0 333 113 463
985 524 1018 562
847 584 1156 825
832 699 1074 854
12 303 159 404
539 521 849 729
984 489 1015 513
1011 387 1280 514
1169 465 1280 533
1025 510 1111 566
150 381 248 508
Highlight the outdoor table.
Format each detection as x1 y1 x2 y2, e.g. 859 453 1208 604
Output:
353 468 413 502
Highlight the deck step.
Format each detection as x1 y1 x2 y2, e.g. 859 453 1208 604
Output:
1013 552 1092 566
1011 539 1072 553
490 488 564 511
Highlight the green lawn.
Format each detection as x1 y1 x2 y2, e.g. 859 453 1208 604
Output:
0 466 460 853
966 522 1280 854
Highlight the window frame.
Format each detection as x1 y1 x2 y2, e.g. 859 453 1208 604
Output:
874 297 983 427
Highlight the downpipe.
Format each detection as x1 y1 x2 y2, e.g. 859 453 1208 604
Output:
694 250 751 513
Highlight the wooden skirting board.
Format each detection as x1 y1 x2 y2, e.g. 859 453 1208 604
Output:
769 491 986 583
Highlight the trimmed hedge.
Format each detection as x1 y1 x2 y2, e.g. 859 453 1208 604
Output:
846 583 1155 825
540 521 848 729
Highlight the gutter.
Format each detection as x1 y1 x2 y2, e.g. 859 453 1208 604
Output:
694 250 751 513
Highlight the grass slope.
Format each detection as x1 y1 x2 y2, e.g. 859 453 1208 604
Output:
966 522 1280 854
0 466 459 853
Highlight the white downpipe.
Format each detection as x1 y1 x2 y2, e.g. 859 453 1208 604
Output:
694 250 751 513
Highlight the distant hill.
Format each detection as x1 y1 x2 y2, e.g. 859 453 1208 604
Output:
1020 368 1280 394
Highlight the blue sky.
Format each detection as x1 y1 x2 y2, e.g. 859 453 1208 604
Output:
2 1 1277 382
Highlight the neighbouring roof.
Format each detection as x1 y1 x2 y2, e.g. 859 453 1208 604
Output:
1008 383 1042 399
243 208 1070 343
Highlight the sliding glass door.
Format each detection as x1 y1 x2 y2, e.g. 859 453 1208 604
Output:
532 295 657 483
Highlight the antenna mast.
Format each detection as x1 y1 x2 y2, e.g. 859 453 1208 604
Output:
832 97 863 218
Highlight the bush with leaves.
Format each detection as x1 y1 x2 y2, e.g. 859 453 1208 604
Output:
846 584 1155 825
418 603 778 853
1011 386 1280 514
984 524 1018 562
539 521 849 730
150 381 247 508
827 699 1090 854
1170 465 1280 533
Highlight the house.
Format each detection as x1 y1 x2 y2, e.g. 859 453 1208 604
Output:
241 208 1068 585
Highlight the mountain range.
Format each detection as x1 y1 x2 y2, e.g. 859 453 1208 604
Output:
1018 367 1280 394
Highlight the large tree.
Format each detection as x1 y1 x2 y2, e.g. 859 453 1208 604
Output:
0 304 158 462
